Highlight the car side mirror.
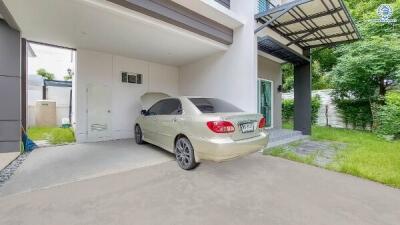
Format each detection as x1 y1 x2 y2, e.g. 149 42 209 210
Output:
141 109 148 116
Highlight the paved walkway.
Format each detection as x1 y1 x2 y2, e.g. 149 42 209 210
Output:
266 139 347 167
0 152 20 170
0 153 399 225
0 139 174 196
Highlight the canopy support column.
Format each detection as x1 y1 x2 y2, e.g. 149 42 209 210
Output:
293 49 312 135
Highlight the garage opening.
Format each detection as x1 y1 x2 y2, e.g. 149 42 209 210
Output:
26 41 76 146
8 0 242 144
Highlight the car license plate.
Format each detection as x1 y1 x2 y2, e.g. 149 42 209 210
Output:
240 123 255 133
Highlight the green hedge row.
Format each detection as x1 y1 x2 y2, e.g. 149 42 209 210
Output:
334 99 373 130
282 95 321 124
334 91 400 139
374 91 400 139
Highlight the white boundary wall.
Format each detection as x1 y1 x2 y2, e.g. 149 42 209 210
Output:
283 89 346 128
27 84 72 127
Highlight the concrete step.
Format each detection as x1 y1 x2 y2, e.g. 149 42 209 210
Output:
266 129 308 149
268 129 302 142
267 135 308 149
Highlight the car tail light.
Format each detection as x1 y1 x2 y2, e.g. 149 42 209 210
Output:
259 117 266 128
207 121 235 133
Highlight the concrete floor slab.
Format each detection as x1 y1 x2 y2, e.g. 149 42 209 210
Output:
0 139 174 196
0 152 20 170
0 153 399 225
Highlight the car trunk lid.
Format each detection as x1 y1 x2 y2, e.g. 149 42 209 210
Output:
210 112 264 141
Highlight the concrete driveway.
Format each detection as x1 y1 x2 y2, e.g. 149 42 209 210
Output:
0 153 399 225
0 139 174 196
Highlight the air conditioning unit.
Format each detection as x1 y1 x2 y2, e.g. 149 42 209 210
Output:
121 72 142 84
35 100 57 126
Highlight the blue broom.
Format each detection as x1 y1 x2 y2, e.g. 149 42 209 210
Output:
21 126 38 152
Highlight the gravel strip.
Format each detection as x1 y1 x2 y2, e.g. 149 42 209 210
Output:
0 153 30 187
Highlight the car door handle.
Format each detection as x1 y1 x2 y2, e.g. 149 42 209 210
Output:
172 118 177 123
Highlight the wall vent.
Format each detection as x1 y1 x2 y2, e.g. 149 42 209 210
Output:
121 72 142 84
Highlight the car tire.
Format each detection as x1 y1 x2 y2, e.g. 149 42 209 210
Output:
135 125 144 144
175 137 198 170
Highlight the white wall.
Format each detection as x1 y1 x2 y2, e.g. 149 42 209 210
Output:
47 86 71 107
179 0 258 113
75 49 179 142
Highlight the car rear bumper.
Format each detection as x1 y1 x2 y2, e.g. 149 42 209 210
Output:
191 132 269 162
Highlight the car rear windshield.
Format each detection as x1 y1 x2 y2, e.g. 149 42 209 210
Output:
189 98 243 113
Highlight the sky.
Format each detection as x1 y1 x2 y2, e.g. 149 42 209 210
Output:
28 43 76 81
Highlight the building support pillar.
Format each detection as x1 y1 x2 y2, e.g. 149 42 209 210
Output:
0 19 21 152
293 49 312 135
21 38 27 130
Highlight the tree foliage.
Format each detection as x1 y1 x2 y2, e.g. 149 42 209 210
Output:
329 0 400 99
312 61 332 90
64 68 73 81
330 36 400 99
375 91 400 139
311 48 337 73
37 68 55 80
282 63 294 92
282 0 400 94
281 61 332 92
345 0 398 21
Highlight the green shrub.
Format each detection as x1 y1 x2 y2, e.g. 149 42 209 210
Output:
311 95 321 124
282 99 294 122
335 99 373 130
386 91 400 106
375 92 400 139
282 95 321 124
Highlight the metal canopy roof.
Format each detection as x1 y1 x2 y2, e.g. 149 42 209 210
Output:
258 36 309 66
44 80 72 88
255 0 361 49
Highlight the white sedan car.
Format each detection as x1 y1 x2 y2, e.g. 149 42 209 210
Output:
135 93 269 170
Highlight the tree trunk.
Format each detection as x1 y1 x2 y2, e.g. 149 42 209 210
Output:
379 77 386 96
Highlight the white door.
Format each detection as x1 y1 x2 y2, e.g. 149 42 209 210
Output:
87 84 112 141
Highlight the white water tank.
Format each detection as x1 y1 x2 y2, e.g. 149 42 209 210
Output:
35 100 57 127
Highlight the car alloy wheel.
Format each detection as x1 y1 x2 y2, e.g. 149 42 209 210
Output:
175 137 197 170
135 125 144 144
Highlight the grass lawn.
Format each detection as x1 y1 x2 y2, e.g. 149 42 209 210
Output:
28 127 76 145
266 123 400 188
268 145 317 165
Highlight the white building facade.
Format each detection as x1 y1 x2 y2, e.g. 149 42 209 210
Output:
0 0 360 147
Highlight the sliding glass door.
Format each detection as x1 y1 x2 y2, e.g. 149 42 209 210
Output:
258 79 273 128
